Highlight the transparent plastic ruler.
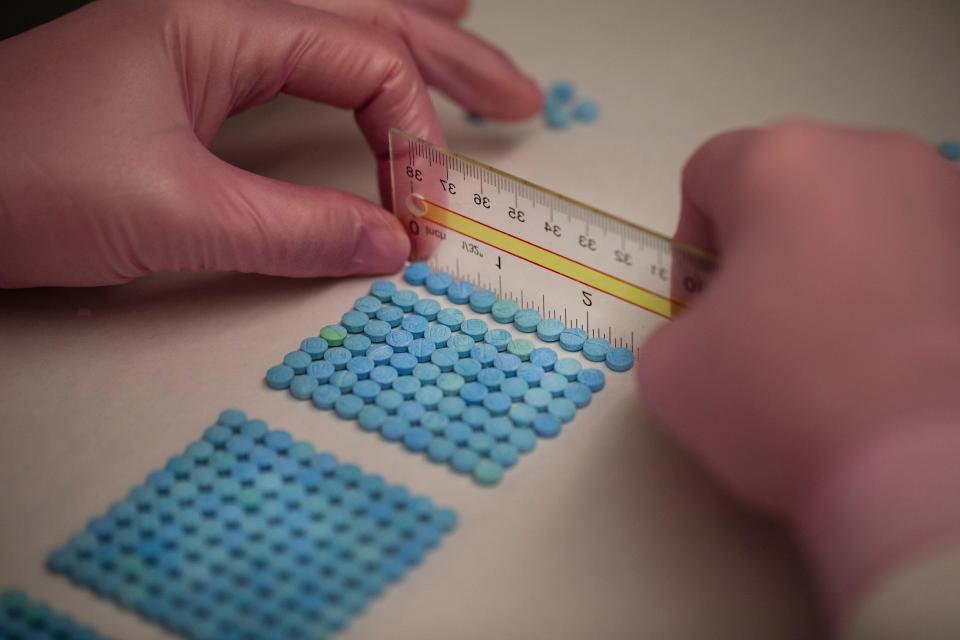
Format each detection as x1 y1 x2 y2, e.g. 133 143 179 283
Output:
388 129 715 355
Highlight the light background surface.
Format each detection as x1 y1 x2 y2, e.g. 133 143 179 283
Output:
2 1 958 638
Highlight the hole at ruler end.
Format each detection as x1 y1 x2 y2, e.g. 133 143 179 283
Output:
406 193 427 218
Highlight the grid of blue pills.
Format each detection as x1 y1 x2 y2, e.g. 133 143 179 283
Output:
0 589 111 640
47 410 457 640
265 278 612 486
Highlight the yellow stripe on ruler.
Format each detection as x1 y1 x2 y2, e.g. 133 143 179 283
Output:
423 201 679 319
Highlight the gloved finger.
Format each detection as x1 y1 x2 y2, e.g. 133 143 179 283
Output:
395 0 469 21
288 0 543 120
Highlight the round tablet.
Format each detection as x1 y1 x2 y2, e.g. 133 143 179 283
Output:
424 323 452 347
390 290 418 312
582 338 611 362
559 327 587 352
448 334 475 358
421 411 449 434
536 318 564 342
265 364 295 390
436 372 465 396
444 422 471 445
484 416 513 440
484 328 512 351
363 320 391 343
493 352 521 376
469 343 498 366
427 438 456 462
509 428 537 453
430 347 459 372
323 347 352 370
386 328 413 352
491 298 519 324
506 339 534 362
403 427 432 452
353 380 381 403
357 406 387 431
300 337 328 359
523 387 552 411
466 431 493 455
513 309 541 333
508 403 537 426
306 360 335 382
547 397 577 423
375 389 404 413
289 375 319 400
490 443 519 468
408 338 435 362
437 395 466 417
547 80 575 104
461 318 488 341
453 358 482 381
482 391 512 416
450 448 480 474
473 460 504 486
606 347 635 372
367 343 394 366
403 262 431 285
392 376 421 399
381 416 409 441
413 298 441 321
563 382 592 408
329 370 358 392
370 279 397 302
283 350 312 373
319 324 348 347
312 383 340 410
469 289 498 313
530 347 558 371
459 381 488 405
334 394 364 419
341 310 370 334
401 314 428 338
499 376 530 401
370 365 399 387
354 295 382 315
577 367 606 392
376 305 404 327
389 352 417 375
398 400 425 424
346 356 374 379
540 372 567 396
413 362 441 385
436 308 465 331
477 367 506 390
532 413 562 438
446 280 475 304
425 271 453 295
554 358 583 381
414 385 443 409
343 334 372 356
517 363 544 386
572 100 599 122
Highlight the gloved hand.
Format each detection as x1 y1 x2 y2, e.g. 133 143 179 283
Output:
0 0 541 287
638 121 960 622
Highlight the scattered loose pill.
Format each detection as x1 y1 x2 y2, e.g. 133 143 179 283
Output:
572 100 599 123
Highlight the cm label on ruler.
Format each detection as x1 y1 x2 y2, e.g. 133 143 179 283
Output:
388 130 715 355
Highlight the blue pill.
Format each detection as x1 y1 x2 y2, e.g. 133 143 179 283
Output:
329 369 358 392
300 336 328 359
364 320 391 342
357 406 387 431
283 350 312 373
335 395 365 419
484 416 513 440
312 384 341 409
381 417 409 441
403 262 431 285
500 376 530 401
409 338 436 362
414 385 443 409
367 343 394 365
398 400 425 423
376 305 404 327
460 381 488 405
532 413 562 438
530 347 558 371
347 356 374 379
421 411 449 434
390 352 418 375
436 308 465 331
513 309 541 333
473 460 504 486
938 141 960 161
370 279 397 302
547 397 577 423
392 375 422 399
583 338 610 362
370 365 399 387
467 431 494 454
544 104 572 131
606 347 635 372
554 358 583 381
401 314 428 338
446 280 476 304
461 318 488 340
509 427 537 453
290 375 319 400
425 271 454 295
391 289 419 311
547 81 575 104
508 403 537 426
354 295 382 315
341 310 370 334
477 367 506 390
353 380 381 403
493 352 521 376
448 333 475 357
536 318 564 342
563 382 592 408
413 298 441 320
413 362 441 384
572 100 599 123
577 368 606 392
431 347 459 372
438 395 466 417
386 328 414 351
559 327 587 351
491 298 519 324
469 289 498 313
469 343 498 366
375 389 404 412
484 328 512 351
403 427 432 452
453 357 482 381
424 323 452 347
266 364 295 389
444 421 472 444
427 437 456 462
490 443 519 468
523 387 552 410
436 372 466 396
323 346 352 370
540 372 567 396
463 406 491 428
450 448 480 473
482 391 512 416
343 334 372 356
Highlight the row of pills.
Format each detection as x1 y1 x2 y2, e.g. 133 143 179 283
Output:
0 589 110 640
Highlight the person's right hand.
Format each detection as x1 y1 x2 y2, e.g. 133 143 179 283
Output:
637 122 960 624
0 0 541 287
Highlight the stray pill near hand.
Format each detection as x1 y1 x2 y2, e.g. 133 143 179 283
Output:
572 100 599 123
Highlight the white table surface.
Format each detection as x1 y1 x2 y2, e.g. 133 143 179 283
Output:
2 1 958 638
